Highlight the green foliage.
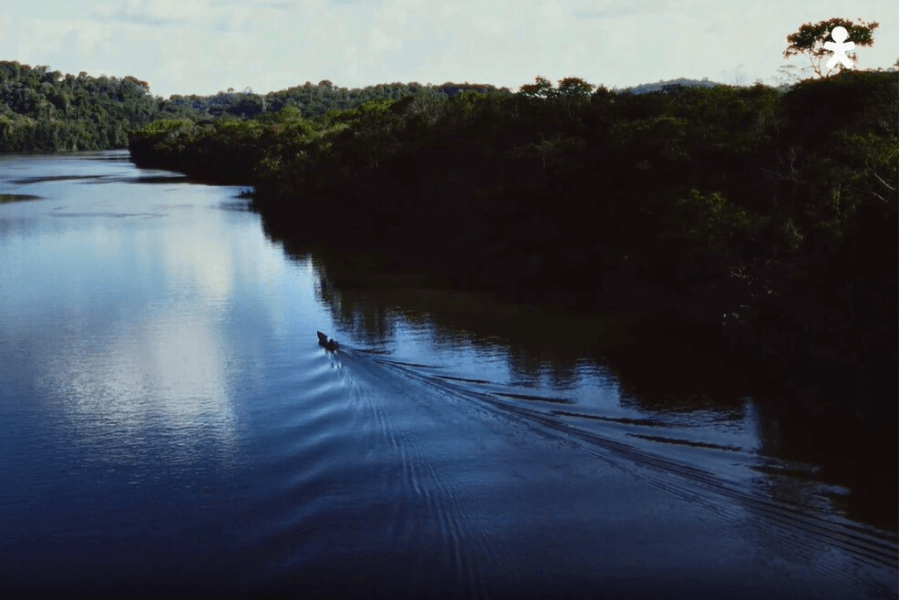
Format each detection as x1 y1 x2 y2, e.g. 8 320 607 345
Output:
784 18 879 78
133 118 193 136
0 60 510 154
126 70 898 389
0 60 162 152
557 77 593 98
0 193 41 204
518 76 554 99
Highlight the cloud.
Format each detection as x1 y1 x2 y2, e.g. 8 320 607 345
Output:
90 0 302 32
210 0 299 15
92 0 214 27
574 7 645 19
566 0 675 20
256 1 295 9
3 0 896 98
7 18 115 68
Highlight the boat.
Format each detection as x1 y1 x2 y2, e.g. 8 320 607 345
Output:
317 331 339 352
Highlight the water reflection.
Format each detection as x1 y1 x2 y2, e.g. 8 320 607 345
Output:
259 206 897 536
0 153 276 473
1 153 894 596
42 310 238 468
262 213 750 408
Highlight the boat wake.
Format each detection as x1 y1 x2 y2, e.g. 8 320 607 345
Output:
339 345 898 598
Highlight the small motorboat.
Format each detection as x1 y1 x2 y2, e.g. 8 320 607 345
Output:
317 331 339 352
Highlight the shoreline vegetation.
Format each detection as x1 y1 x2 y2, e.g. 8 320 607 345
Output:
128 71 897 418
0 193 41 203
2 61 897 447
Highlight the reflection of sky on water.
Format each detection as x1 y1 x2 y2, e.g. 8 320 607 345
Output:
47 309 237 467
0 153 294 469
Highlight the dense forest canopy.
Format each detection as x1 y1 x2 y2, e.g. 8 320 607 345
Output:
0 61 157 151
0 60 507 152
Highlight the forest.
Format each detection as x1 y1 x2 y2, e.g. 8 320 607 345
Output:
0 60 498 152
1 60 897 431
127 70 899 428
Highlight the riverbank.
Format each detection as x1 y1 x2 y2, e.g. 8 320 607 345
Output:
257 217 897 530
129 70 898 441
250 184 894 423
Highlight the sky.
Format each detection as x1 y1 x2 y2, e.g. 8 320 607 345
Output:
0 0 897 98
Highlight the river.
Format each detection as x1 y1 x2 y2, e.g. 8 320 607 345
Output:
0 151 895 599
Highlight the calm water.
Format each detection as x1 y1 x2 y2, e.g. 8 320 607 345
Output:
0 152 895 599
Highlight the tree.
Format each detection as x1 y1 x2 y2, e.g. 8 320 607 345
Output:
557 77 593 98
555 76 593 118
519 76 554 100
783 18 879 78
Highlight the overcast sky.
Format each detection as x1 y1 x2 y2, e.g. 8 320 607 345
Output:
1 0 896 98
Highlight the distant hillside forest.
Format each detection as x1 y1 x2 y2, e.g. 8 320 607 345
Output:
0 60 506 152
128 69 898 421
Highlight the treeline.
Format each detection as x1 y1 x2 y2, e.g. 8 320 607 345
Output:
0 60 506 152
0 61 156 151
130 70 898 421
167 81 508 120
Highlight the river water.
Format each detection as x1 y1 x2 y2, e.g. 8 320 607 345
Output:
0 151 895 599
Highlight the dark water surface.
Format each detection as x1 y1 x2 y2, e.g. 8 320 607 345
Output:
0 152 895 599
